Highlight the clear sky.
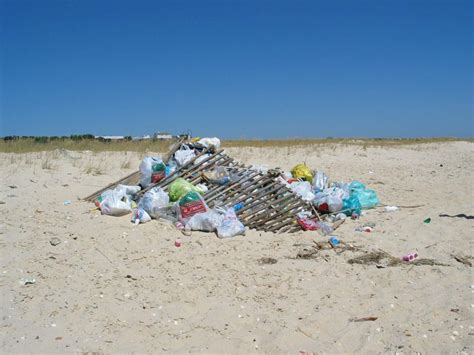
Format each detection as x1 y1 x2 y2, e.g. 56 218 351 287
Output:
1 0 472 138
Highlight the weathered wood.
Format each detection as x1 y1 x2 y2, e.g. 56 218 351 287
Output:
83 170 140 201
205 170 260 204
85 139 319 233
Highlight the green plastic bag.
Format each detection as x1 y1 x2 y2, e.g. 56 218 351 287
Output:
168 178 204 202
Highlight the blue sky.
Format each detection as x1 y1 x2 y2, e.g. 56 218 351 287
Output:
1 0 472 138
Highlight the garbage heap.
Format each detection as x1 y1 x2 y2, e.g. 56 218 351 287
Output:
84 137 379 238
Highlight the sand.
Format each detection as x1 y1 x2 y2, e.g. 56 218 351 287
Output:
1 142 473 353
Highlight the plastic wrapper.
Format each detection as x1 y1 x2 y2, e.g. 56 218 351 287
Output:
297 217 319 231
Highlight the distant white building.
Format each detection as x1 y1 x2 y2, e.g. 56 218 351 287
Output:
95 135 124 140
154 132 173 140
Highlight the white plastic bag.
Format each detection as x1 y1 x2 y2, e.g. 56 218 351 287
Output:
315 194 343 213
197 137 221 149
289 181 316 202
97 188 133 216
139 156 166 188
217 208 245 238
174 146 196 166
185 209 223 232
131 208 152 224
313 171 328 192
138 186 170 219
115 184 141 197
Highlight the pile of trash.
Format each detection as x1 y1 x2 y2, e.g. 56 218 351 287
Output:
91 137 380 239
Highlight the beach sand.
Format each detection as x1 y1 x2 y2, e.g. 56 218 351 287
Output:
1 141 472 353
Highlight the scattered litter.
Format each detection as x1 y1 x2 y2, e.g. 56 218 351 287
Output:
83 136 383 240
402 252 418 262
348 250 448 267
329 236 340 247
291 163 313 183
258 257 278 265
453 254 473 267
349 316 378 322
424 217 431 224
384 206 399 212
175 239 182 247
131 208 151 224
217 208 245 238
355 225 374 233
50 237 62 246
9 185 18 189
63 200 71 205
20 277 36 285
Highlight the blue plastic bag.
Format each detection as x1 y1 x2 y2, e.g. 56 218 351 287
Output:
342 195 362 216
348 180 379 209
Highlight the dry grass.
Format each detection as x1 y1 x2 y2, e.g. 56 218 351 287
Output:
0 138 174 154
0 137 471 154
222 137 472 149
120 157 132 169
83 157 108 175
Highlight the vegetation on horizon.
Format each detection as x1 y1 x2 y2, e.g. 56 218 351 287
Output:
0 136 471 154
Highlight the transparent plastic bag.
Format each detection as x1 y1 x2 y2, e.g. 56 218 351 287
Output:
203 166 230 185
217 208 245 238
289 181 315 201
316 194 343 213
138 186 170 219
185 209 223 232
174 145 196 166
97 188 132 216
313 171 328 192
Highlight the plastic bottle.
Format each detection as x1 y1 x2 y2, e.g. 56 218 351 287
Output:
316 222 333 235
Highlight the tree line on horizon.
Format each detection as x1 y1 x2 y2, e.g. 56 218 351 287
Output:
2 134 134 143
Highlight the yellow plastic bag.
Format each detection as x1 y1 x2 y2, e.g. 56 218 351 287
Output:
291 164 313 183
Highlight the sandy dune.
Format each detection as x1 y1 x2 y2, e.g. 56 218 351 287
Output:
1 142 473 353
